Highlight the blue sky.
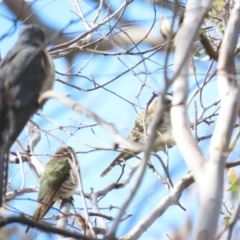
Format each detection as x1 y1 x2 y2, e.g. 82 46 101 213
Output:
1 1 236 239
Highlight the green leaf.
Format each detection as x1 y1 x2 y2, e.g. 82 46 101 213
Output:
193 46 206 60
227 185 240 192
217 0 223 10
224 216 231 227
230 173 237 185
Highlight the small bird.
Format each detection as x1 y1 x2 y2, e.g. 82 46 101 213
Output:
0 25 55 206
159 13 175 41
25 146 79 233
100 97 174 177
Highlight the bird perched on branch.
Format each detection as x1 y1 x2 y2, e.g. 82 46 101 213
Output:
100 97 174 177
25 146 79 233
0 25 55 206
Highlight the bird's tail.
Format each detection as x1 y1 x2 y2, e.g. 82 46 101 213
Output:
25 207 41 233
0 151 8 207
100 151 136 177
0 96 10 207
100 158 118 177
25 201 54 233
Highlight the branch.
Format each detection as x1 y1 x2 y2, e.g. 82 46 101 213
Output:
38 90 158 153
0 216 96 240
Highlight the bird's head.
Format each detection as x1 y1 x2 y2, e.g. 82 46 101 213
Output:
19 25 46 47
54 146 75 158
149 96 172 110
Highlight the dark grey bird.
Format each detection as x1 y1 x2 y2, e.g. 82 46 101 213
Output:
0 25 55 206
25 146 79 233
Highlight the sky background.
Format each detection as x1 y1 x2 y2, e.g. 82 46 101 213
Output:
0 1 238 239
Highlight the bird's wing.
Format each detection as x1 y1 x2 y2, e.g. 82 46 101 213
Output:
0 45 54 207
0 46 38 206
33 157 72 221
100 111 148 178
0 45 53 148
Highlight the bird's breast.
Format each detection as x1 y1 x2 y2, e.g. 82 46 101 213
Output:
58 168 78 198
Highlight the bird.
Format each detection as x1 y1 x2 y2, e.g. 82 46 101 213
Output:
0 25 55 206
25 146 79 233
100 97 174 177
